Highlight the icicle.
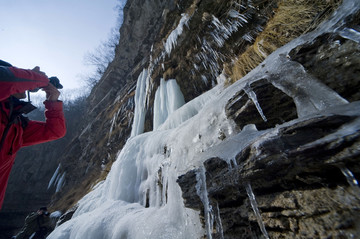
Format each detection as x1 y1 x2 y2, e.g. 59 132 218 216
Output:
338 165 360 196
214 202 224 239
338 27 360 44
161 167 169 207
229 158 238 170
108 109 120 144
228 9 248 23
244 182 269 239
48 164 61 189
164 13 190 56
210 11 247 48
244 85 267 122
201 75 208 84
196 167 213 239
242 33 254 42
131 69 149 137
56 172 66 193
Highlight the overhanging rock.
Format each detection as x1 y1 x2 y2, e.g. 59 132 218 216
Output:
178 104 360 238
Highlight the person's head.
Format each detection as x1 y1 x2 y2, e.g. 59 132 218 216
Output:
38 207 50 216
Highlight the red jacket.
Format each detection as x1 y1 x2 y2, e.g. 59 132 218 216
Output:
0 66 66 209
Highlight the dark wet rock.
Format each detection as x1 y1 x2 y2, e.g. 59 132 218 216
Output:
225 79 298 131
290 33 360 102
56 205 78 228
178 108 360 239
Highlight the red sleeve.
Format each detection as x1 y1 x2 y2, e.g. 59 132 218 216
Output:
22 101 66 146
0 66 49 101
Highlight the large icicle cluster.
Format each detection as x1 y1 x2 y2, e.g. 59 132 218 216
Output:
194 4 260 80
164 13 190 56
48 164 66 193
153 78 185 130
130 69 150 137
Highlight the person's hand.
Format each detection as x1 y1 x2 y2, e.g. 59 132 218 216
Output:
42 83 60 102
32 66 47 77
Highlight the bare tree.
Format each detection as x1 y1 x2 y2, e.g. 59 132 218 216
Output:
82 0 126 88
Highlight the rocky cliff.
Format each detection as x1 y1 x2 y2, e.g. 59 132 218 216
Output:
1 0 359 238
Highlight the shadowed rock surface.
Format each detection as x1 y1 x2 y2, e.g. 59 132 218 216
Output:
177 13 360 237
178 105 360 238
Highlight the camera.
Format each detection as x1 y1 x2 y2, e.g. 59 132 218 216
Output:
49 76 63 89
29 76 63 93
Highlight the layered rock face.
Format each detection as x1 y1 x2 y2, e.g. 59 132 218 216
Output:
177 4 360 238
178 109 360 238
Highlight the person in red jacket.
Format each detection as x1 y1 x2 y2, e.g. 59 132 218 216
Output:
0 60 66 209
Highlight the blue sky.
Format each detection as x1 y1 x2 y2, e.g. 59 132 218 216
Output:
0 0 120 94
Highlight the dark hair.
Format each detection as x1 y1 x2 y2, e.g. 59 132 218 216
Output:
39 207 48 211
0 60 12 67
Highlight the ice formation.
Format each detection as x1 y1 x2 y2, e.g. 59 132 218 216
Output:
48 164 61 189
339 165 359 188
211 11 248 47
56 172 66 193
153 78 185 130
48 1 360 238
214 202 224 239
244 85 267 122
245 183 269 239
164 13 190 56
130 69 150 137
48 164 66 193
196 167 213 239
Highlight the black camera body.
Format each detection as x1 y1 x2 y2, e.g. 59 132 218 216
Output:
29 76 63 93
49 76 63 89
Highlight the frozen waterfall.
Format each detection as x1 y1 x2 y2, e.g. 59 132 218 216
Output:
47 1 360 238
